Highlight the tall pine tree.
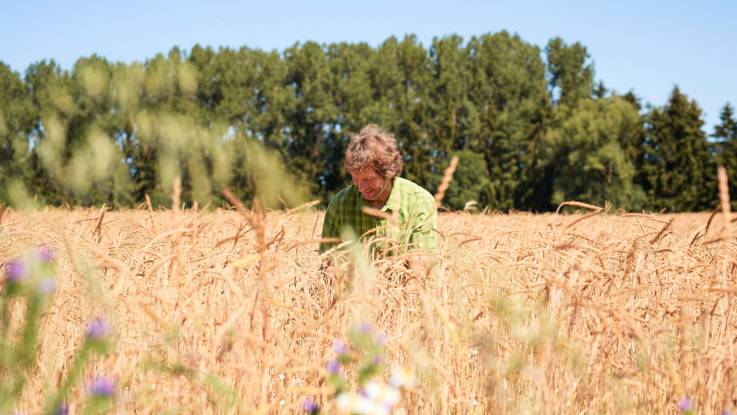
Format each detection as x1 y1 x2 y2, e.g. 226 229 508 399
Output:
712 103 737 210
641 87 714 211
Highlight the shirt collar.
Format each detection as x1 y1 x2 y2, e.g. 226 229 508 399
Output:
381 177 401 213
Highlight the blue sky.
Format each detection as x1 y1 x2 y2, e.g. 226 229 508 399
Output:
1 0 735 132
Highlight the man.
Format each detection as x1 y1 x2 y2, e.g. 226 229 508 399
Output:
319 124 437 264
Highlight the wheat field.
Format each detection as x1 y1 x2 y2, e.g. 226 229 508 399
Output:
1 206 736 414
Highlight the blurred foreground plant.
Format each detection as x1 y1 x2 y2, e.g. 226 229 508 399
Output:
306 323 416 415
0 247 114 414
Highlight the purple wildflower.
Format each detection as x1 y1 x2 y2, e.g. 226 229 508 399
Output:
375 332 388 346
85 318 110 340
333 340 349 356
678 397 694 412
53 402 68 415
722 410 733 415
326 360 340 374
88 376 115 397
303 396 318 414
357 322 373 334
36 246 56 262
39 277 56 294
6 259 28 283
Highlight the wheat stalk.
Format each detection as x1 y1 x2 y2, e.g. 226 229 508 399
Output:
434 156 459 209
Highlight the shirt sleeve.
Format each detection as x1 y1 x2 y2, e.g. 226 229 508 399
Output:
319 198 341 253
408 193 438 252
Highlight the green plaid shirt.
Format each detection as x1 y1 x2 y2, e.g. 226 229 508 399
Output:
319 177 438 254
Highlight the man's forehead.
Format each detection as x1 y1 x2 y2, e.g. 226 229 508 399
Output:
351 167 379 178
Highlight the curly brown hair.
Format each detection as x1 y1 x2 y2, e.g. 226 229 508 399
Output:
344 124 404 179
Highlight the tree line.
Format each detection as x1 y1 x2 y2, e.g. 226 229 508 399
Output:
0 32 735 211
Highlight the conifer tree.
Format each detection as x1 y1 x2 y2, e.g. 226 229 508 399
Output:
712 103 737 209
641 87 714 211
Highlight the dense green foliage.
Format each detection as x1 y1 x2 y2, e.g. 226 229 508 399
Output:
0 32 730 211
712 103 737 210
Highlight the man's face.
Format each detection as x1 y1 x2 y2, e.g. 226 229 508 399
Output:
350 167 392 203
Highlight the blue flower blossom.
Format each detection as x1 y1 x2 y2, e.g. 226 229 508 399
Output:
327 360 340 374
89 376 115 397
333 340 349 356
36 246 56 262
6 259 28 283
358 322 373 334
39 277 56 294
85 318 111 340
678 397 694 412
303 396 319 414
53 402 68 415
